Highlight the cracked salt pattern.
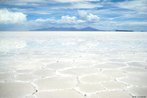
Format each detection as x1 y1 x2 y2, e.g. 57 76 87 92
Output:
0 32 147 98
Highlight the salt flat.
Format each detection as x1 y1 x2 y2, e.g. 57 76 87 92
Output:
0 31 147 98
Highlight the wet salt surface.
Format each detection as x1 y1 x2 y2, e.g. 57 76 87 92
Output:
0 32 147 98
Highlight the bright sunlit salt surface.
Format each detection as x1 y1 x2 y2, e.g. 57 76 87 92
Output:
0 31 147 98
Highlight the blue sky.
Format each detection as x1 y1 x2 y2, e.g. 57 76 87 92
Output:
0 0 147 31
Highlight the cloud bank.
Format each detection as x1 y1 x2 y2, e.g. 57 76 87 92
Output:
0 9 27 24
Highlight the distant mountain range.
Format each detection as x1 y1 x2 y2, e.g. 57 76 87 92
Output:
34 27 102 31
33 27 134 32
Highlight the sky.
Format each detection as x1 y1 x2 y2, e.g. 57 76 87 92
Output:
0 0 147 31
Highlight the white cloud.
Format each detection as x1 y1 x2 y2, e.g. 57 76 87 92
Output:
118 0 147 13
0 9 27 24
54 0 85 2
87 13 100 22
1 0 85 3
25 0 85 2
78 10 100 22
35 18 51 23
34 15 85 24
34 12 99 25
78 10 88 18
58 15 85 24
118 21 147 26
71 2 99 9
